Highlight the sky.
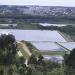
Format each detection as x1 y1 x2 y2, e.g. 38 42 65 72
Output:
0 0 75 7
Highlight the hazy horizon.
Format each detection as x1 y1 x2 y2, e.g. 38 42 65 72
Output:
0 0 75 7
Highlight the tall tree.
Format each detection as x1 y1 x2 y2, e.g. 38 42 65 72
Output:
0 34 17 65
65 48 75 67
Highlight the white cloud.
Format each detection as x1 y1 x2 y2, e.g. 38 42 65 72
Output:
0 0 75 7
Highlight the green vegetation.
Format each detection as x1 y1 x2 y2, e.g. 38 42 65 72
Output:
20 41 75 75
1 12 75 24
0 34 17 65
37 51 66 56
0 32 75 75
28 54 64 75
16 23 42 29
21 41 66 56
65 48 75 67
0 23 43 29
0 34 17 75
40 25 75 41
0 34 33 75
27 48 75 75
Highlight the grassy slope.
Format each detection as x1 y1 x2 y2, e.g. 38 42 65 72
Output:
17 42 30 59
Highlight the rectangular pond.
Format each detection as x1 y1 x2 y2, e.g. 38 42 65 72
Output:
58 42 75 51
31 42 65 51
0 29 66 42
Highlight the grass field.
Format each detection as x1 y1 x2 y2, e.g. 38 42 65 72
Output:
32 49 66 56
16 23 41 29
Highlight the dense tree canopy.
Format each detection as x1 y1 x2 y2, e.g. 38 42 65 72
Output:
28 54 37 65
0 34 17 65
65 48 75 67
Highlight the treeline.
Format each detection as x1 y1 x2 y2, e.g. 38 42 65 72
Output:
0 14 75 23
39 25 75 41
40 25 75 35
